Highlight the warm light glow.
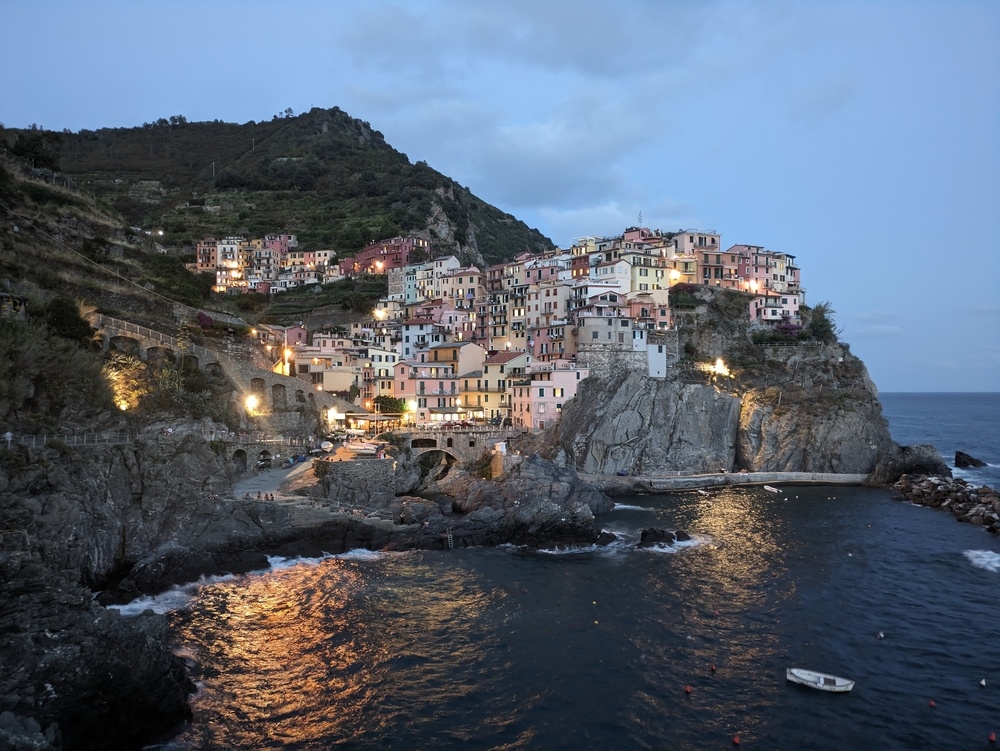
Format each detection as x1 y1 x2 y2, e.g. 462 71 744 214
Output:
713 358 730 377
245 394 259 411
117 400 129 411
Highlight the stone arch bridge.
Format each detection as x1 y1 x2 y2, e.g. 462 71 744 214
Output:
92 314 358 418
383 427 523 464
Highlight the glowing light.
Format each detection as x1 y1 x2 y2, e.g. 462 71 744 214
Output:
117 400 129 411
245 395 259 412
713 358 730 377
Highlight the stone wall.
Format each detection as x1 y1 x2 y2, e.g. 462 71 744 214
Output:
319 458 398 508
576 346 647 380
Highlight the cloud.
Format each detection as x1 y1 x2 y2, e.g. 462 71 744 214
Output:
533 198 697 246
785 75 858 127
845 310 902 339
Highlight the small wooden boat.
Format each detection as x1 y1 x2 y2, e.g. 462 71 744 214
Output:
763 485 780 494
786 667 854 693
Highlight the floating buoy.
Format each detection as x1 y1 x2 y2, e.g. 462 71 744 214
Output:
711 664 717 672
715 609 720 616
928 699 936 708
988 731 995 743
877 631 885 639
685 685 692 694
981 679 987 687
733 735 740 745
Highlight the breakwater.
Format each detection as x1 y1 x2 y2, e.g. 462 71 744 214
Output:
891 474 1000 534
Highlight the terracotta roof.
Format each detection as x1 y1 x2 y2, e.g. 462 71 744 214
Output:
484 350 527 364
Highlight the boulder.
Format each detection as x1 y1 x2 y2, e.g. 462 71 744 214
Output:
955 451 987 468
639 527 676 546
869 444 950 484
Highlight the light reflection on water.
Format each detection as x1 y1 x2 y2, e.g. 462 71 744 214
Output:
161 486 1000 750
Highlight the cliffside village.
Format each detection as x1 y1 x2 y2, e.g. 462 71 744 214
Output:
188 227 804 432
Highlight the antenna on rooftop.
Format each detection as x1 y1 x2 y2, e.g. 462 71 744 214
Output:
638 211 643 226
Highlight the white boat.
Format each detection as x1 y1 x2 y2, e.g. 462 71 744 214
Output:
763 485 781 494
345 442 379 455
786 667 854 693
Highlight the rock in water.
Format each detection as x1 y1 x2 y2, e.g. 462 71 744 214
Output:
639 527 680 546
955 451 987 468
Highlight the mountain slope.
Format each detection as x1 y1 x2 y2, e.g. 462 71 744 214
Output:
2 107 554 266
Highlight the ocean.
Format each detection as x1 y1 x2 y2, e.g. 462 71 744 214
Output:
138 392 1000 750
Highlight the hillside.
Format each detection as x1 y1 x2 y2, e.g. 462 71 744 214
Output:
0 107 554 267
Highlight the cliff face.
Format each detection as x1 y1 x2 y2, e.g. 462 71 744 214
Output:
559 342 898 476
0 432 283 587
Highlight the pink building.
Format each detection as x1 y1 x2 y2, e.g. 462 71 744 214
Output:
342 235 429 276
511 360 590 432
394 361 459 425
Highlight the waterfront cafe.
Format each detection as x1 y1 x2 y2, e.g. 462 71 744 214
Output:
428 406 474 424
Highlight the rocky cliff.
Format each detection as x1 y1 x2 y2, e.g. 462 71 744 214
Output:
0 427 304 750
557 340 945 479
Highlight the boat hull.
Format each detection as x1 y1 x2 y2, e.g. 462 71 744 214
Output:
786 668 854 693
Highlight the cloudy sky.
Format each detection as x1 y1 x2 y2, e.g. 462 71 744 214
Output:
2 0 998 392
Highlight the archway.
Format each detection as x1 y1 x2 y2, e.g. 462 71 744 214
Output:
271 383 287 409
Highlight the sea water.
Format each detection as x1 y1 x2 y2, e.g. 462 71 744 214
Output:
145 393 1000 750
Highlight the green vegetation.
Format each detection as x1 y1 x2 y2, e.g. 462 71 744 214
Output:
0 318 114 433
261 275 387 320
2 107 554 265
42 296 96 344
668 283 701 309
750 302 840 344
373 395 405 414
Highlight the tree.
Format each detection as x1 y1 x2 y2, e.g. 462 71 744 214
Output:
806 302 839 343
43 297 94 344
373 395 404 414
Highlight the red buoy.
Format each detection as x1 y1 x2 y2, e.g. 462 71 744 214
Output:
711 663 717 672
928 699 936 708
733 735 740 745
988 731 996 743
685 685 692 694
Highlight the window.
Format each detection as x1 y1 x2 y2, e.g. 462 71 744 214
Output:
538 388 545 397
592 331 599 339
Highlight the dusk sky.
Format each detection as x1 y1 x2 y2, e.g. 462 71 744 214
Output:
2 1 997 393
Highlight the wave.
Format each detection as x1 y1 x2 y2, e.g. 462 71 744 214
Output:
636 533 711 554
528 532 712 557
963 550 1000 573
110 550 400 616
612 503 652 512
107 573 237 616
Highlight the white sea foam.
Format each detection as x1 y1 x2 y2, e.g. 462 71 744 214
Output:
108 579 209 616
266 553 333 570
637 533 711 554
613 503 651 512
963 550 1000 573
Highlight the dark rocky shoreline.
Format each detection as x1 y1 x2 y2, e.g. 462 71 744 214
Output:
891 474 1000 534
